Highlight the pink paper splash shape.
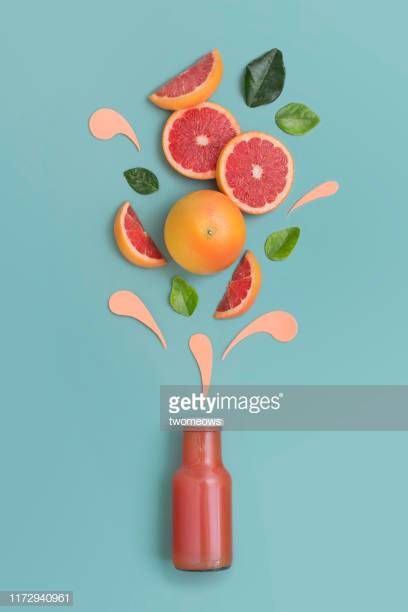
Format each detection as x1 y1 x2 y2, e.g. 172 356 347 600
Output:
108 290 166 348
189 334 213 395
222 311 298 360
89 108 141 151
288 181 339 214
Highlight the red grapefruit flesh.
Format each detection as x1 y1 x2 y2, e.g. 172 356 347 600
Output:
162 102 240 180
216 131 294 214
114 202 167 268
149 50 223 111
214 250 262 319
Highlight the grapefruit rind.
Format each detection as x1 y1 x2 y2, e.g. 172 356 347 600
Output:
114 202 167 268
162 102 240 180
214 250 262 319
216 131 294 215
163 190 246 275
149 49 223 111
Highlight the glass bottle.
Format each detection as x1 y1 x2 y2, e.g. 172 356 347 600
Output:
172 430 232 571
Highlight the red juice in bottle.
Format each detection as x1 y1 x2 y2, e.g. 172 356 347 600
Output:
172 430 232 571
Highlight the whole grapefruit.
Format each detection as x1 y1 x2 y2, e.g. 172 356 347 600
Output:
164 190 246 275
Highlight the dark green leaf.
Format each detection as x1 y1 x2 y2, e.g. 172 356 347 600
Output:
124 167 159 194
264 227 300 260
169 276 198 316
244 48 285 108
275 103 320 135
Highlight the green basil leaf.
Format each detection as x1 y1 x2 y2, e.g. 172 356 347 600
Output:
244 48 285 108
275 103 320 135
169 276 198 317
123 167 159 194
264 227 300 260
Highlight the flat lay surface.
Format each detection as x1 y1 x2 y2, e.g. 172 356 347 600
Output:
1 0 407 610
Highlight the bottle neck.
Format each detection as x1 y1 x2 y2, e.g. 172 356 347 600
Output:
182 431 223 467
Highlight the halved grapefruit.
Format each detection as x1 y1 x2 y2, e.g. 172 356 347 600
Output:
162 102 240 179
149 50 223 110
216 131 294 214
114 202 166 268
214 250 262 319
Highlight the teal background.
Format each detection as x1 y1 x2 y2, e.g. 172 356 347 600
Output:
1 0 407 610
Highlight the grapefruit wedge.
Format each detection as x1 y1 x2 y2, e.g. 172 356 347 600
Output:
162 102 240 179
216 131 294 214
114 202 166 268
149 50 223 110
214 250 262 319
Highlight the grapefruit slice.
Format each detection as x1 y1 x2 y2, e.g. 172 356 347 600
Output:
214 250 262 319
114 202 166 268
216 131 294 214
162 102 240 179
149 50 223 110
